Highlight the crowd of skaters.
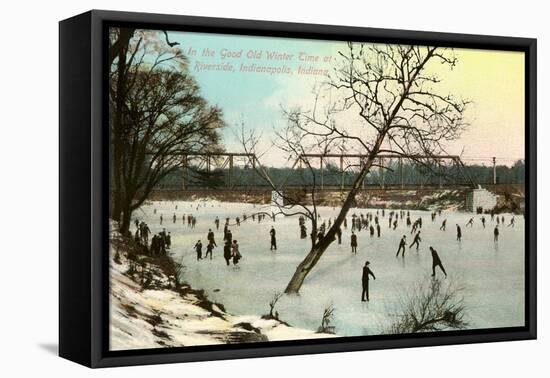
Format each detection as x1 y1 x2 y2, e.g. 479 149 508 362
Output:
133 219 171 256
133 201 519 304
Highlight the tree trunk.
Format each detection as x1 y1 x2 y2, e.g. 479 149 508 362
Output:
119 193 132 236
284 128 391 294
285 153 377 294
110 28 134 225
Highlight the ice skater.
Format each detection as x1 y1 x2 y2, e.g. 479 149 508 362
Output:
456 224 462 241
494 225 499 242
351 231 358 254
205 240 215 260
361 261 376 302
224 228 232 244
440 219 447 231
194 240 203 261
223 240 232 266
207 229 217 247
409 231 421 250
270 226 277 251
466 217 474 227
508 217 515 227
231 240 242 265
430 247 447 278
396 235 407 257
300 223 307 239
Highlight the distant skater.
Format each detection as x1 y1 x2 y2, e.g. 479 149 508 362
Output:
396 235 407 257
430 247 447 278
351 231 358 254
207 229 217 247
508 217 515 227
456 224 462 241
409 231 421 250
194 240 203 261
481 216 486 228
223 240 232 266
440 219 447 231
300 224 307 239
270 227 277 251
231 240 242 265
466 218 474 227
205 240 214 260
361 261 376 302
494 225 499 242
376 224 381 238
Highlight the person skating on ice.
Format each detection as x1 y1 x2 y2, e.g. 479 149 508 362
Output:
361 261 376 302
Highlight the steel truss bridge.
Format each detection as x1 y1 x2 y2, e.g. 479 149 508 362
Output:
154 152 476 190
288 153 476 190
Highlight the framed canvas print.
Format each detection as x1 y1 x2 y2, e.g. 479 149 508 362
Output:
59 10 536 368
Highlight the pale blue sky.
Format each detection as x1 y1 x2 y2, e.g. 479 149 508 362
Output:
160 30 525 167
168 30 343 164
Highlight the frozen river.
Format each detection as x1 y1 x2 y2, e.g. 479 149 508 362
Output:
134 200 525 337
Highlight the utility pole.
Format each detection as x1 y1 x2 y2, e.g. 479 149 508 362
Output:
360 157 365 189
379 157 385 189
228 155 233 188
493 156 497 185
439 158 443 189
320 157 324 190
182 155 187 190
340 155 344 190
399 157 404 189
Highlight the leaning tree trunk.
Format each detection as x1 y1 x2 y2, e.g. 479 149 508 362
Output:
284 152 377 294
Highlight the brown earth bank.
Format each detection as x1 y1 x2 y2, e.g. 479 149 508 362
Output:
146 184 524 214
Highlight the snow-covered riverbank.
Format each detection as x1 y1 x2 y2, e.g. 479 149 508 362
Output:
109 238 335 350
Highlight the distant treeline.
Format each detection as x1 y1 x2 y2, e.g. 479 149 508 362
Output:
155 159 525 189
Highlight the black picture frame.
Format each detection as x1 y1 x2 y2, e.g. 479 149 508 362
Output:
59 9 537 368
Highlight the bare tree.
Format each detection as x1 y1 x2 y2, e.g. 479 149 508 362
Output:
384 278 467 334
263 291 284 320
109 28 179 223
317 303 336 334
110 29 224 233
273 43 469 293
239 122 325 248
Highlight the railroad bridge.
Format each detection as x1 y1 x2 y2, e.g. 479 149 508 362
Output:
154 152 482 190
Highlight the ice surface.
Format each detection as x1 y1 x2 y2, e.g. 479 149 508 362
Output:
132 200 525 337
